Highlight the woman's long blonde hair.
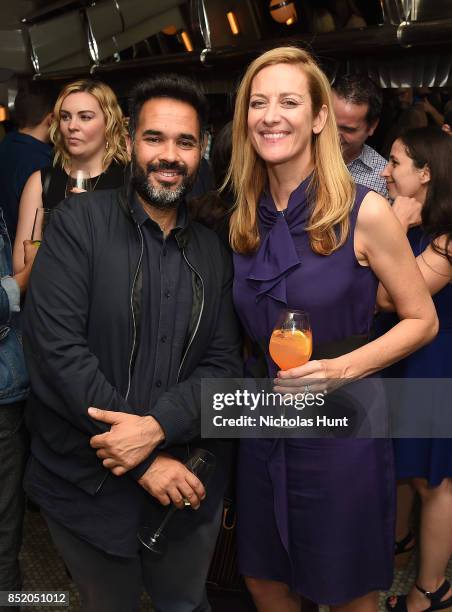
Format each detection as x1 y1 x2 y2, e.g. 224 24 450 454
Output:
50 79 129 170
228 46 355 255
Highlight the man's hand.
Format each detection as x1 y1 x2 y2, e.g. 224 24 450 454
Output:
14 240 38 294
138 453 206 509
89 408 165 475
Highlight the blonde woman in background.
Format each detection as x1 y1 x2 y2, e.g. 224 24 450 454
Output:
230 47 437 611
14 79 128 271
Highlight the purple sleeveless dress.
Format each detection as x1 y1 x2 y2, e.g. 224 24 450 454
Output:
233 178 395 606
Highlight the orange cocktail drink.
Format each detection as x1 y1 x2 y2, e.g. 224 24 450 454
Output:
269 328 312 370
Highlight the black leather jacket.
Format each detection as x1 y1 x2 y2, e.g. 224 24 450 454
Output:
23 187 242 496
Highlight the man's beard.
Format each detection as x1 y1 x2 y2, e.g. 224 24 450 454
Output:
131 153 196 210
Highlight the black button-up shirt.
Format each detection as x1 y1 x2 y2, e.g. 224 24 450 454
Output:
128 195 192 422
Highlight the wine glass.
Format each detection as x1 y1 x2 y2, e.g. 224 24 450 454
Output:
138 449 216 556
31 208 53 246
269 309 313 370
66 169 91 195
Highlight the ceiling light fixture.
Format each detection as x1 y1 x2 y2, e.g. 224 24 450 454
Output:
162 26 194 52
227 11 240 35
269 0 298 26
180 30 194 52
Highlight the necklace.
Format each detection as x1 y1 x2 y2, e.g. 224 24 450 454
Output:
90 173 103 191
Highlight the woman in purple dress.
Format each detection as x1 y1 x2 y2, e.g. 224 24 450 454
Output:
378 127 452 612
229 47 438 611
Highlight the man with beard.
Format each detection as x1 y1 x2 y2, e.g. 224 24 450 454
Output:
22 75 242 612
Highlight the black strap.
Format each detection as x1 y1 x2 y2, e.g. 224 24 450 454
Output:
415 579 451 602
394 531 415 555
311 334 368 360
40 167 52 207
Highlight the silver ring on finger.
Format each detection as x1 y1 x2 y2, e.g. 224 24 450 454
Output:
304 384 311 394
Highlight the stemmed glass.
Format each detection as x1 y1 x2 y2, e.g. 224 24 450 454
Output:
66 170 91 195
31 208 53 246
138 449 216 556
269 309 313 370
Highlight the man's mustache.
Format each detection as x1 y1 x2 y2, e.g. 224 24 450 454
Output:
146 161 188 176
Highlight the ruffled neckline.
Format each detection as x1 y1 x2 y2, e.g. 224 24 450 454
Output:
247 175 312 304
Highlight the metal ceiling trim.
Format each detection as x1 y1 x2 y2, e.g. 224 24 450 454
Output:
191 0 212 51
26 18 452 82
84 8 100 66
22 25 40 75
380 0 407 25
398 17 452 47
112 0 126 33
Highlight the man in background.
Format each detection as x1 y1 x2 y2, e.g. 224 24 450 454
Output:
0 83 55 240
332 73 388 197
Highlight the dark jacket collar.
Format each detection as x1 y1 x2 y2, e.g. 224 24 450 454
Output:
118 184 191 249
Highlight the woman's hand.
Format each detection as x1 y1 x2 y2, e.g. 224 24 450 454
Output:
13 240 39 294
69 187 87 194
273 358 347 395
392 196 422 232
13 170 43 273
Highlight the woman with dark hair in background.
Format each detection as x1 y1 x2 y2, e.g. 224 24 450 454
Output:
379 127 452 612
